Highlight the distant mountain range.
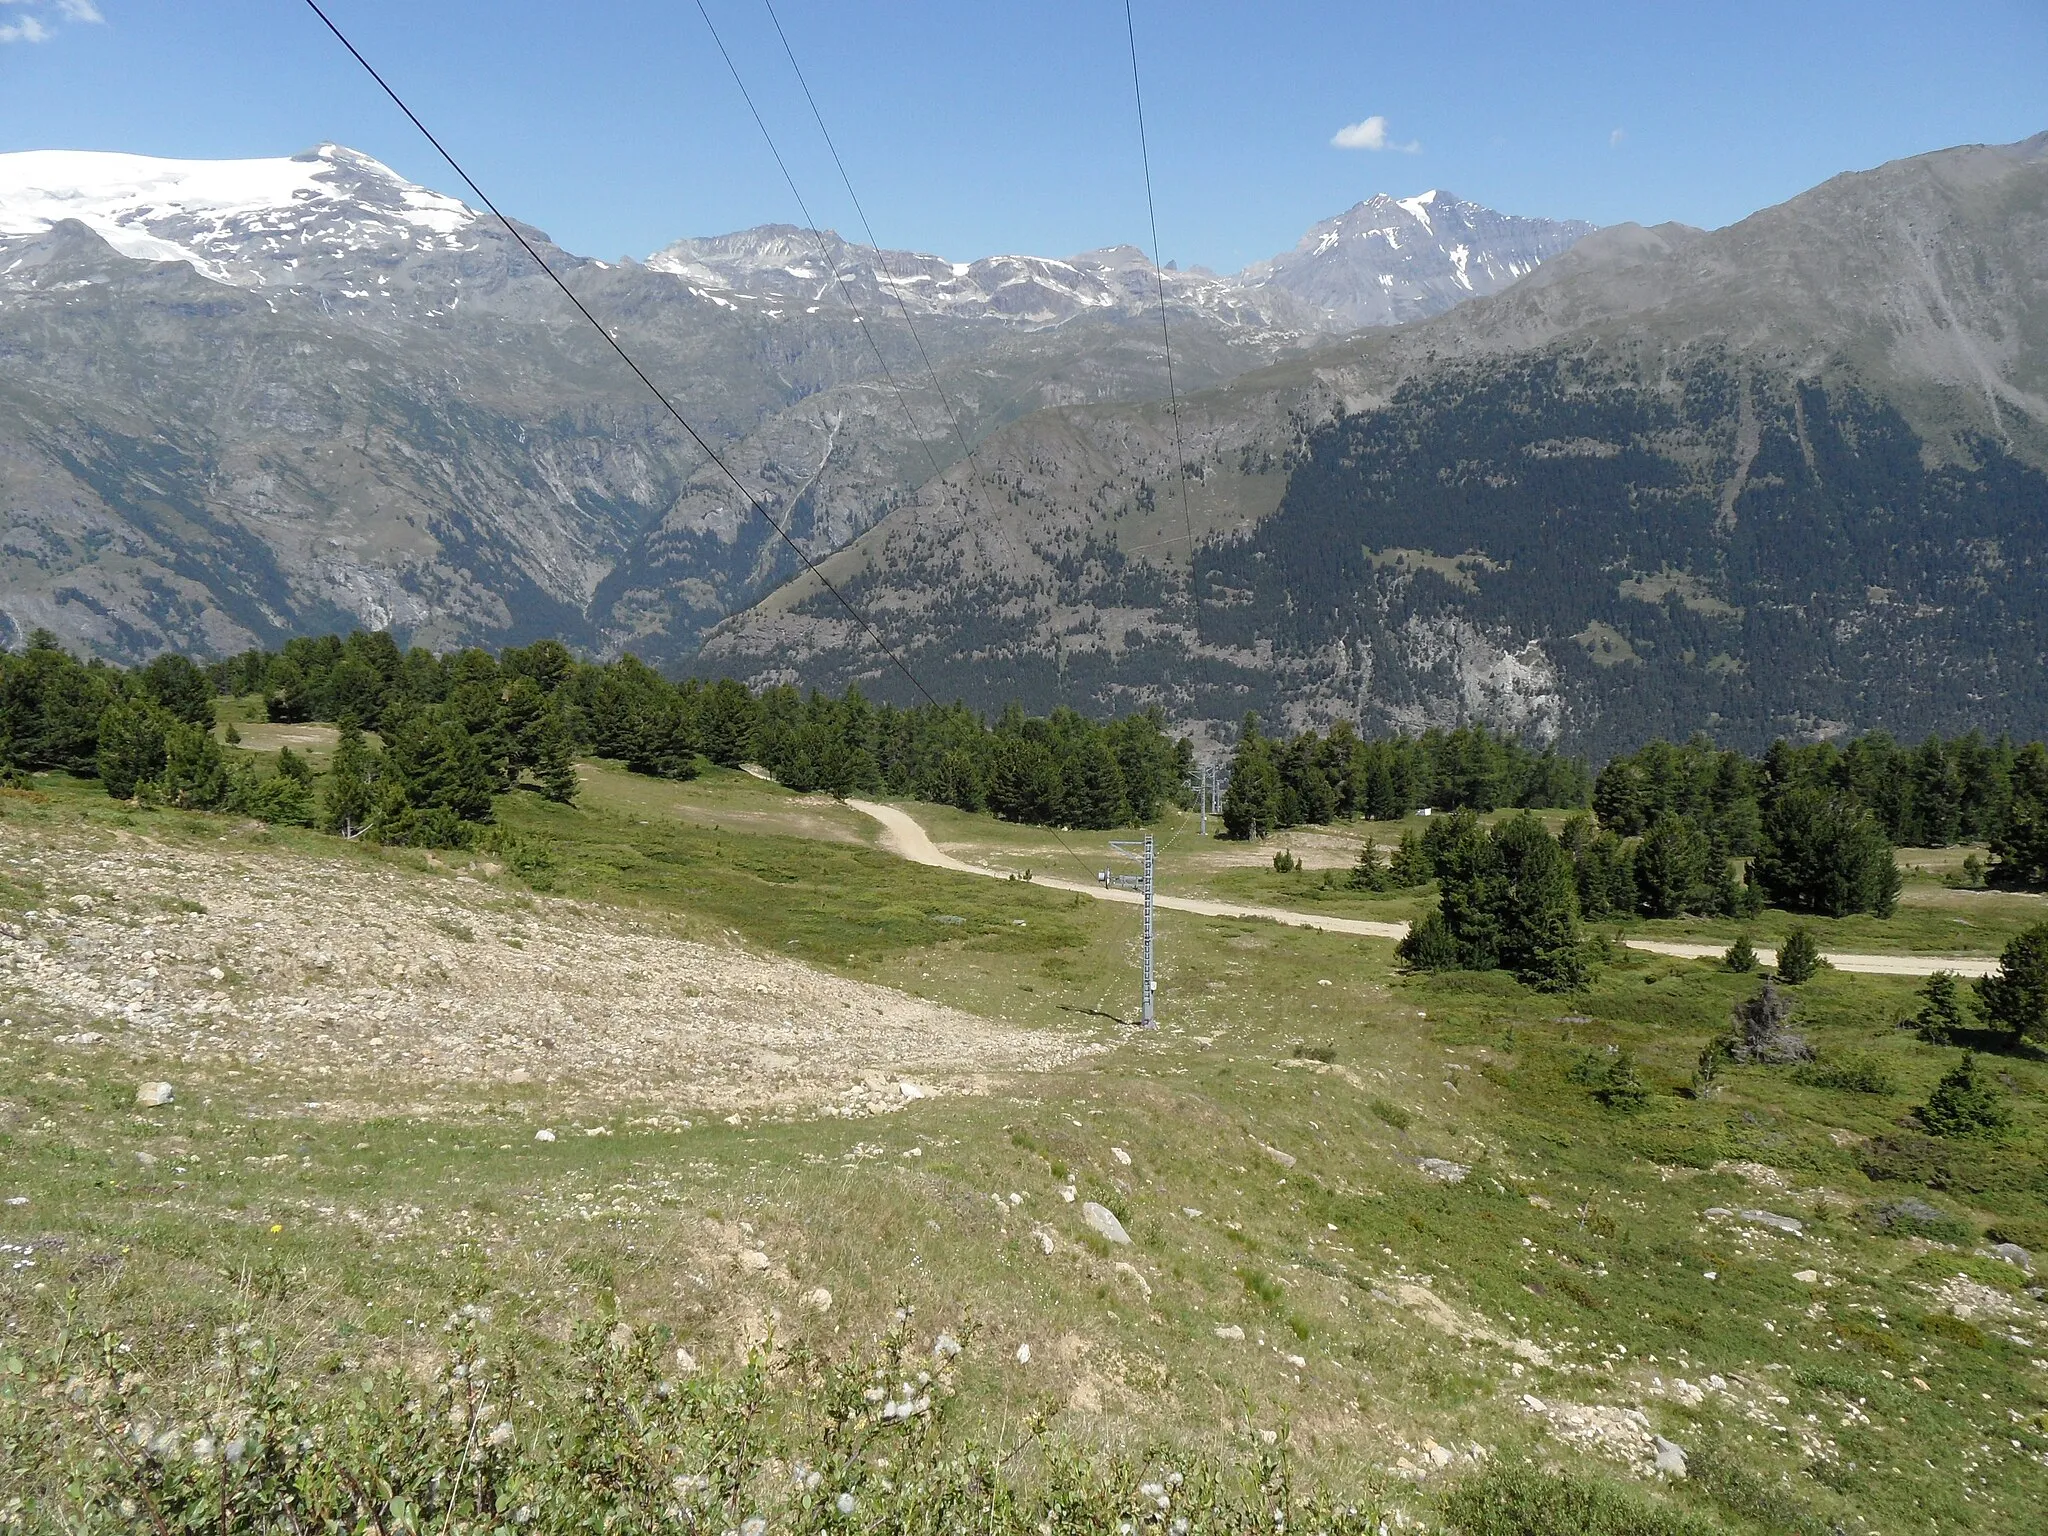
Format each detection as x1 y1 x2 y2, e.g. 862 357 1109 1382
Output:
701 133 2048 754
0 145 1587 664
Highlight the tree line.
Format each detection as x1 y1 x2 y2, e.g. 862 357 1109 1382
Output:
1218 714 1592 837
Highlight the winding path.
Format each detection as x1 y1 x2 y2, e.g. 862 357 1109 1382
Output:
840 797 2001 979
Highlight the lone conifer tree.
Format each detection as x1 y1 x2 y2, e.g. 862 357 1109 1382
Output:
1776 926 1825 984
1975 922 2048 1047
1915 970 1968 1044
322 716 377 838
1919 1053 2010 1139
536 711 580 805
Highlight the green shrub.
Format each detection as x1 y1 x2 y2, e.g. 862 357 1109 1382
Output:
1722 934 1759 973
1858 1197 1973 1245
1793 1052 1897 1094
1368 1098 1412 1130
1290 1042 1336 1063
1441 1464 1715 1536
1918 1052 2011 1139
1593 1052 1653 1112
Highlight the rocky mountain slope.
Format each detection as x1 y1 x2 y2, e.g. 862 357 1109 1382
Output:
702 134 2048 755
0 145 1584 663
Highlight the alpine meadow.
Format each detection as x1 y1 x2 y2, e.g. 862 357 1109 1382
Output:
3 4 2048 1533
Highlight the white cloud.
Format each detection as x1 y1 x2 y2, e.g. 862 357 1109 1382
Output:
1609 128 1627 149
1332 115 1419 153
0 0 103 42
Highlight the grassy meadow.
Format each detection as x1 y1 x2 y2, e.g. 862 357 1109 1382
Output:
2 754 2045 1532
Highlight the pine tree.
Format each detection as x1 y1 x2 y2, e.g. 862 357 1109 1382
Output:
1751 788 1902 916
536 711 580 805
158 722 231 810
95 698 173 800
276 745 314 786
1221 714 1282 840
1918 1053 2010 1139
1347 839 1390 892
321 715 377 838
1385 827 1432 887
1723 934 1759 973
1776 926 1826 984
1914 970 1968 1044
1974 921 2048 1046
1491 812 1586 990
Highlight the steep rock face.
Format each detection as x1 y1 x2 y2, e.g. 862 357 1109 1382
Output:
1238 190 1595 328
702 134 2048 755
0 145 1589 663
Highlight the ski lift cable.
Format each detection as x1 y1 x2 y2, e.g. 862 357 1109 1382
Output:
689 0 953 490
299 0 942 710
1121 0 1202 645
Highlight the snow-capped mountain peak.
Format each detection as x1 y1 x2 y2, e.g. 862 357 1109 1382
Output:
1238 189 1595 327
0 145 477 286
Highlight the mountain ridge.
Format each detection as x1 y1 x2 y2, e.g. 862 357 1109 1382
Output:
698 132 2048 755
0 145 1593 664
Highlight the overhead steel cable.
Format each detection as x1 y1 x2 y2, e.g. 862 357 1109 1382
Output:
1120 0 1202 644
758 0 993 493
301 0 1108 888
299 0 940 709
689 0 952 492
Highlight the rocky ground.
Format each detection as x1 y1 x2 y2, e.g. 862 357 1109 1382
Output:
0 818 1095 1122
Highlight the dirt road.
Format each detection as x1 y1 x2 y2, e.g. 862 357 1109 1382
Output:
842 799 2000 978
845 800 1410 940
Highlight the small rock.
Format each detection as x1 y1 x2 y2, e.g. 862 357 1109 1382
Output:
898 1080 928 1100
1792 1269 1820 1284
737 1249 771 1274
1261 1143 1297 1170
1988 1242 2035 1275
1181 1206 1203 1218
1080 1202 1131 1245
207 967 224 982
534 1129 556 1142
1059 1185 1076 1203
1653 1436 1688 1478
134 1082 173 1108
1286 1353 1308 1370
1015 1342 1031 1364
134 1151 158 1168
1418 1158 1469 1183
1425 1441 1453 1468
1521 1394 1546 1413
1214 1324 1245 1341
1741 1208 1804 1236
675 1347 697 1372
1110 1146 1132 1166
1033 1228 1056 1255
505 1068 531 1085
1114 1261 1153 1299
801 1287 833 1312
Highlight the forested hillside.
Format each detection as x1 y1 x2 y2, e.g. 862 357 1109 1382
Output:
703 133 2048 754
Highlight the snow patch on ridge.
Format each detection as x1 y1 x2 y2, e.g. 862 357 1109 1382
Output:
0 145 476 286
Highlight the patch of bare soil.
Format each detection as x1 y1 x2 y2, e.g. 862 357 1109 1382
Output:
0 823 1093 1119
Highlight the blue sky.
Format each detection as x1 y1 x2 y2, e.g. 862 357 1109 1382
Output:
3 0 2044 271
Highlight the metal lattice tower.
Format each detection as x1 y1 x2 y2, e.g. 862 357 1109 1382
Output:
1101 834 1157 1027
